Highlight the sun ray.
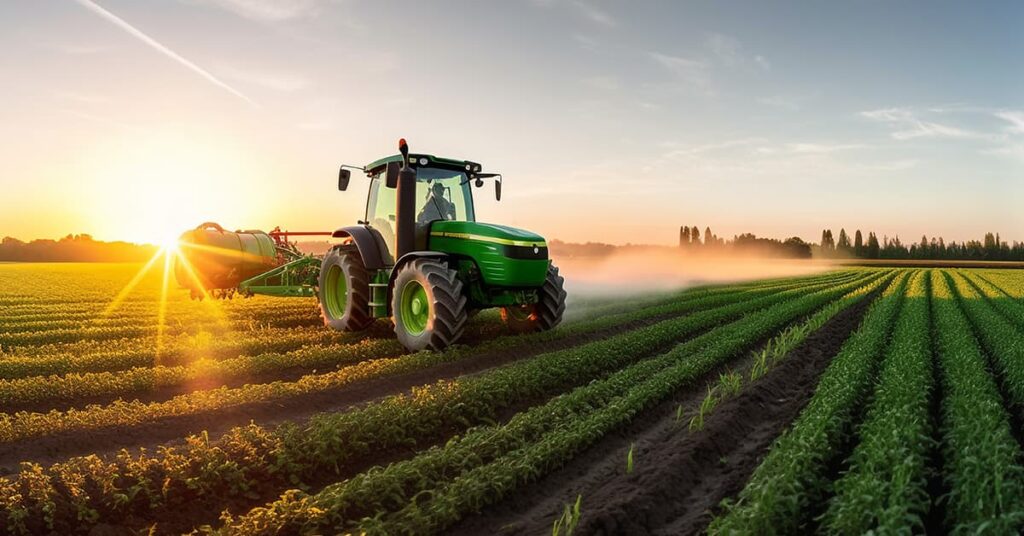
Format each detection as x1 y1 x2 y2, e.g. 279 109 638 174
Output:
101 245 166 317
172 247 232 327
155 246 172 361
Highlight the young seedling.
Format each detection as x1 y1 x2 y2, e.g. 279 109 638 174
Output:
626 443 636 474
675 404 685 424
689 385 719 432
552 495 583 536
717 371 742 397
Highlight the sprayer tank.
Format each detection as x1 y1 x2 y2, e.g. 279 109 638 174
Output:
174 222 278 291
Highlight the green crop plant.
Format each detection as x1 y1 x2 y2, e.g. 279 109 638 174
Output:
689 385 719 432
821 270 933 533
552 495 582 536
708 270 912 535
626 443 636 474
930 270 1024 533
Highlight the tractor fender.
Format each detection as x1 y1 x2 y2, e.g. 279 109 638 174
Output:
386 251 450 312
331 226 388 270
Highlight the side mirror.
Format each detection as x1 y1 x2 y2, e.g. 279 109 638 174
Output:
338 168 351 191
385 161 400 189
495 177 502 201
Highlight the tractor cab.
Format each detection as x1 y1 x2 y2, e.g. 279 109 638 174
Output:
360 155 482 263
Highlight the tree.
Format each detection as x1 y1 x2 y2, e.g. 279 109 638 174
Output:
704 227 713 247
854 230 863 256
837 229 851 251
866 232 880 259
679 226 689 247
691 224 701 245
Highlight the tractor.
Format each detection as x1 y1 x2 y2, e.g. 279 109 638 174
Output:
176 139 566 352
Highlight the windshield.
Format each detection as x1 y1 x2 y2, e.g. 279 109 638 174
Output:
364 166 476 261
414 167 475 225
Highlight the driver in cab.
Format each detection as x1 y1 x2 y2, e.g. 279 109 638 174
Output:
417 182 456 226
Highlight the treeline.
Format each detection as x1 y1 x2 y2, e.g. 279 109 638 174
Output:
817 228 1024 261
0 235 157 262
679 226 812 258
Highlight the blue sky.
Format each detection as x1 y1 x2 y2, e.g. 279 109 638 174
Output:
0 0 1021 245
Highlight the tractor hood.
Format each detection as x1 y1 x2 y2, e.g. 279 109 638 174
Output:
429 221 546 248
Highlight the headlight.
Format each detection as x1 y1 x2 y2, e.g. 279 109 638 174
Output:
419 157 428 165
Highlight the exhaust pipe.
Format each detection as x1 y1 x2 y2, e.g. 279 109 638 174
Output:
395 138 417 258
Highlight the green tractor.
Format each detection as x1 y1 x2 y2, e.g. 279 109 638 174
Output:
321 139 566 351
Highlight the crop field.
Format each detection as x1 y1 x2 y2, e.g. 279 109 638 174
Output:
3 263 1024 534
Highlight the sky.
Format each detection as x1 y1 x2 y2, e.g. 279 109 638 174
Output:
0 0 1021 246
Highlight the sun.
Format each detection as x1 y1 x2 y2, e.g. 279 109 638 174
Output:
155 229 183 253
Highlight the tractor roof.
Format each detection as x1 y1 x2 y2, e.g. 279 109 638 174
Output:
364 154 482 175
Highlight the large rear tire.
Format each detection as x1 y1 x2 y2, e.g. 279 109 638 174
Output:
392 258 468 352
501 263 567 333
318 247 374 332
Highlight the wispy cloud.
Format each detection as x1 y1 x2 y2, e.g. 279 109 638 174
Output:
570 0 616 27
860 107 989 140
996 110 1024 134
705 33 770 71
183 0 326 22
74 0 256 106
648 52 712 94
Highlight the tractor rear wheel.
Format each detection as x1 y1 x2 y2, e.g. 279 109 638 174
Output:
501 263 567 333
391 258 468 351
318 247 374 332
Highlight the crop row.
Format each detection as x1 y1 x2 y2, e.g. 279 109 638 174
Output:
218 271 893 534
0 272 863 408
0 326 382 380
950 271 1024 413
820 271 933 533
928 270 1024 533
0 271 883 533
0 271 868 444
707 270 912 534
0 298 319 327
0 312 325 349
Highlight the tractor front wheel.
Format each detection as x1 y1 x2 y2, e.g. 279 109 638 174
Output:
318 247 374 332
501 263 567 333
391 258 468 352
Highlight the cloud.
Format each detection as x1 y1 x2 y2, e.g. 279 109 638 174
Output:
996 110 1024 134
860 107 989 140
704 33 769 71
73 0 256 106
572 33 600 50
183 0 326 21
705 33 741 66
648 52 711 93
570 1 616 27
